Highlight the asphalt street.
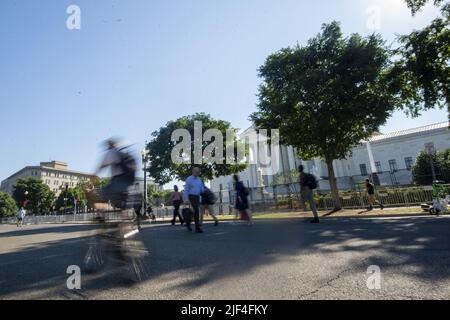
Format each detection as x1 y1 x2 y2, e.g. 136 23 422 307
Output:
0 215 449 300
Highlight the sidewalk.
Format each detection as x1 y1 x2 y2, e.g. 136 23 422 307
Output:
203 206 440 222
1 206 442 227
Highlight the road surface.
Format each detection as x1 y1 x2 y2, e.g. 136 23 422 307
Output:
0 215 449 300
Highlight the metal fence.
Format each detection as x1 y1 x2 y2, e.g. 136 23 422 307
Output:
0 211 136 225
213 184 450 213
2 184 449 225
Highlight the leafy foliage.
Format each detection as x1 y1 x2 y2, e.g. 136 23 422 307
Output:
251 22 399 209
0 192 18 217
404 0 446 15
146 113 247 184
12 178 56 214
54 185 88 212
412 149 450 185
388 5 449 115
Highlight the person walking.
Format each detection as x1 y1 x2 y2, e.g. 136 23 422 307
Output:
168 185 184 225
299 165 320 224
366 179 384 211
17 207 26 227
184 167 204 233
200 185 219 227
233 175 252 225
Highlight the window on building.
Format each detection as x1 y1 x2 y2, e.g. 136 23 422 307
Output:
389 160 398 173
360 164 368 176
405 157 414 171
375 161 382 173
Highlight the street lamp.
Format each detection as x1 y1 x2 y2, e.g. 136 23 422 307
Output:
24 191 29 212
142 143 149 215
64 183 69 215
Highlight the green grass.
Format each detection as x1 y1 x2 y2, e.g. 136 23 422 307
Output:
201 206 432 221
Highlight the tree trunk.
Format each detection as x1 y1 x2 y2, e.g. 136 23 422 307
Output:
325 156 342 211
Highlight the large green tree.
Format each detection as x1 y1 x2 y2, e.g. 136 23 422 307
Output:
251 22 399 210
388 3 449 116
146 113 247 184
0 192 18 217
412 149 450 185
12 178 56 214
55 185 87 212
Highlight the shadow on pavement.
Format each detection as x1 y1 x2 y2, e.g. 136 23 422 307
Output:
0 216 449 299
0 224 96 238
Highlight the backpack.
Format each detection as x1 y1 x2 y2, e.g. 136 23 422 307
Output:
118 149 137 182
205 189 217 205
182 207 193 224
305 173 318 190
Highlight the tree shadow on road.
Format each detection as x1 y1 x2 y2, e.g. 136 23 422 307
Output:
0 224 96 238
0 217 449 299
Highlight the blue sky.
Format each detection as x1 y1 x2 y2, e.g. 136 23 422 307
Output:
0 0 447 185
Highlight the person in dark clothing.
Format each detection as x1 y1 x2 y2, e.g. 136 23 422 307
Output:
233 175 252 224
168 185 184 225
200 185 219 227
299 165 320 224
366 179 384 211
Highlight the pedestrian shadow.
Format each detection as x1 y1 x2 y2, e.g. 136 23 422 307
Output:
322 209 343 217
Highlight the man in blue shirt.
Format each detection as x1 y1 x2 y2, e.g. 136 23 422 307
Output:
184 167 205 233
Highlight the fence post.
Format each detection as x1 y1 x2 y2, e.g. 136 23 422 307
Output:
403 191 410 208
219 184 223 215
261 186 266 213
288 184 293 210
274 185 278 212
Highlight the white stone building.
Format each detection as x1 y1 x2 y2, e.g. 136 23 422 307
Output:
0 161 94 196
210 121 449 193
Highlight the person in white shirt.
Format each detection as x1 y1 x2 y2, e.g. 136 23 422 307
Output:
183 167 205 233
17 208 26 227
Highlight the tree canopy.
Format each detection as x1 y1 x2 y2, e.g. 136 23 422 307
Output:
146 113 247 184
12 178 56 214
388 4 449 116
0 192 18 217
404 0 447 15
251 22 399 209
54 185 88 212
412 149 450 185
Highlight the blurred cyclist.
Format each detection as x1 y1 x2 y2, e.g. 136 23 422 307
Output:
90 138 137 211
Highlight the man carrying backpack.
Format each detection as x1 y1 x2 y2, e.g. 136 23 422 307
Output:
299 165 320 224
92 138 136 210
366 179 384 211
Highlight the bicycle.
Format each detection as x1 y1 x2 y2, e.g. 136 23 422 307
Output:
84 191 150 282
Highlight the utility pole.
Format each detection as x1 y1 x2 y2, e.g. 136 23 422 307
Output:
64 184 69 215
142 142 149 215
